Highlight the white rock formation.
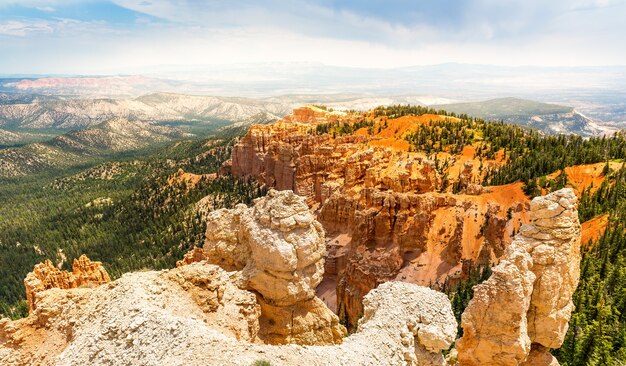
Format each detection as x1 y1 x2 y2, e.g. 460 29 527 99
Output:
457 188 581 366
179 189 344 344
0 264 457 366
184 189 326 305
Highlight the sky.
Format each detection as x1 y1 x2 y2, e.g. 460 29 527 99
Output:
0 0 625 74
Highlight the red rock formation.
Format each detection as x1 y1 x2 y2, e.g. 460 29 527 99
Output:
24 255 110 312
225 107 530 327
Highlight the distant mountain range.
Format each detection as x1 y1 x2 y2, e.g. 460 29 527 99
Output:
435 97 609 136
0 91 617 177
1 93 608 213
1 63 624 127
0 92 289 130
0 91 611 136
0 118 189 177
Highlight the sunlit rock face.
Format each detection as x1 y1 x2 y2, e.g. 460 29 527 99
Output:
24 255 111 313
181 189 346 345
226 107 530 328
457 188 581 366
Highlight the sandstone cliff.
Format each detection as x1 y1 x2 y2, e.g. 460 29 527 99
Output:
456 188 581 366
225 107 529 327
24 255 110 312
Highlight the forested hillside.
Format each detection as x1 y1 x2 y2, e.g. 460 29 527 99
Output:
554 165 626 365
0 133 262 319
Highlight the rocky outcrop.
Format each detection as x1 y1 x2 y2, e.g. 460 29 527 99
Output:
329 187 527 327
181 189 346 344
0 269 457 366
24 255 110 313
0 176 583 365
1 187 458 365
226 107 530 327
456 188 581 366
455 244 535 365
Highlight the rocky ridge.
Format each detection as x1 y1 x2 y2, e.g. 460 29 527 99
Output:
0 183 583 365
0 189 459 366
0 263 457 366
0 92 290 130
0 118 189 177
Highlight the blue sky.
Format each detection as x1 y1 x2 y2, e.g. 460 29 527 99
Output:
0 0 625 74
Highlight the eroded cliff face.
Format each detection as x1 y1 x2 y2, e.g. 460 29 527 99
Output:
456 188 581 366
1 188 459 365
24 255 110 312
225 106 530 327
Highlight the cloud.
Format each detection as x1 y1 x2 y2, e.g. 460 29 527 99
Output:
0 20 53 36
35 6 55 12
0 17 120 38
0 0 624 74
107 0 626 43
0 0 77 8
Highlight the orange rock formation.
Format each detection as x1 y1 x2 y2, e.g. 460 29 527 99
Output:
24 255 110 312
546 161 622 197
168 168 216 190
224 106 530 327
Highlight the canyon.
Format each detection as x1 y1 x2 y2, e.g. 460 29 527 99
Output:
224 106 531 327
0 187 581 365
0 106 601 365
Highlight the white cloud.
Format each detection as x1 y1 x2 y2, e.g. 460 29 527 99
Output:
0 20 53 36
35 6 55 12
0 0 625 73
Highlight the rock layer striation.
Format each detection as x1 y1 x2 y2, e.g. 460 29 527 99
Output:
225 107 530 327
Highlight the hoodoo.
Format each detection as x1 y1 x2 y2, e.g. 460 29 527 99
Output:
225 106 531 327
179 189 347 345
24 255 111 312
456 188 581 366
